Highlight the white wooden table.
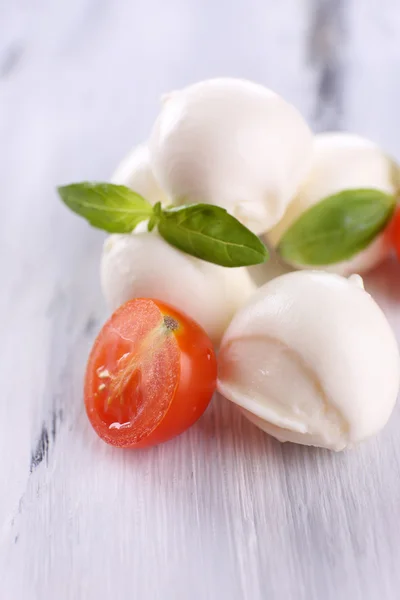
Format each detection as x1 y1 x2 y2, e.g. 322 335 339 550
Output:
2 1 400 598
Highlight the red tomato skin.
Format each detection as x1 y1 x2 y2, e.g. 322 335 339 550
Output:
84 299 217 449
392 206 400 260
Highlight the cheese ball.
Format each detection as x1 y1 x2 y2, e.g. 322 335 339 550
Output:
267 132 399 275
101 231 256 346
218 271 400 450
111 143 168 206
149 78 313 234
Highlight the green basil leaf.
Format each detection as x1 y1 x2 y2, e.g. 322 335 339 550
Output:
57 182 153 233
278 189 396 266
158 204 269 267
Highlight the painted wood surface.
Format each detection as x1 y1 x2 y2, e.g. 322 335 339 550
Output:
1 1 400 598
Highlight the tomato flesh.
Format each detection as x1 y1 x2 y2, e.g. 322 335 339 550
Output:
85 298 217 448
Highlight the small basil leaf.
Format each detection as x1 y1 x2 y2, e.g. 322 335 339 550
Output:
278 189 396 266
147 214 158 232
57 182 153 233
147 202 162 232
158 204 269 267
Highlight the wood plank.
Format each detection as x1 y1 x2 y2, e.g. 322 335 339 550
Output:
1 1 400 599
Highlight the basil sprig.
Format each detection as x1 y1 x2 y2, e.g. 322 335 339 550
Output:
57 182 269 268
278 189 396 266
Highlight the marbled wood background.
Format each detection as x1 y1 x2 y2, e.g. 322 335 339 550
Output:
1 1 400 599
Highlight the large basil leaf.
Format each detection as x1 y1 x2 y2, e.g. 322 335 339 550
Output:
278 189 396 265
158 204 269 267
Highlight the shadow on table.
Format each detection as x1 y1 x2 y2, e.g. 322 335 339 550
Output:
194 392 335 465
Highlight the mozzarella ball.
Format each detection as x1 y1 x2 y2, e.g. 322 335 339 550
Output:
268 132 399 275
111 144 168 205
218 271 400 450
101 231 256 345
149 78 313 234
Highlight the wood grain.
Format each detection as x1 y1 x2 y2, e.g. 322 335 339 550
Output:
1 1 400 598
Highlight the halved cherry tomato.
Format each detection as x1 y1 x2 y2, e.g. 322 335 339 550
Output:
84 298 217 448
